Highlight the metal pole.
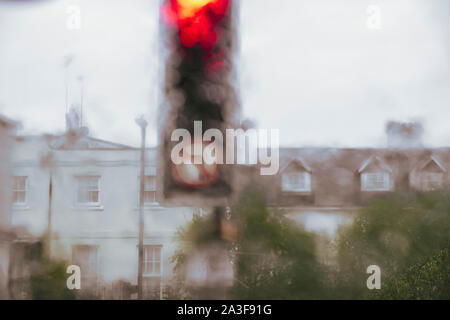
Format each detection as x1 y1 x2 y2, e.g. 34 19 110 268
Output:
136 117 147 300
46 173 53 256
194 207 230 300
41 151 55 258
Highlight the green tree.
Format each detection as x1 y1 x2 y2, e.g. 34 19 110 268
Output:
375 248 449 299
23 241 76 300
230 191 326 299
168 190 326 299
166 209 220 299
335 192 450 299
168 191 450 300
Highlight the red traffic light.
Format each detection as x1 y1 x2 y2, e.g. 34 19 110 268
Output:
162 0 231 50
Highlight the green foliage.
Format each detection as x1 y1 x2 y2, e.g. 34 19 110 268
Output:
335 192 450 299
230 191 325 299
168 191 326 299
24 241 76 300
166 211 220 299
168 191 450 300
171 210 219 273
375 248 450 300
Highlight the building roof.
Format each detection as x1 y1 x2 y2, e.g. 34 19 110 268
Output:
0 114 19 130
358 155 392 173
415 155 446 173
259 147 450 207
281 157 312 173
49 133 135 150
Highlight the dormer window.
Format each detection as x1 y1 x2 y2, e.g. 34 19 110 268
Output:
361 172 390 191
282 172 311 192
421 172 443 191
359 156 392 192
411 156 446 191
281 157 312 192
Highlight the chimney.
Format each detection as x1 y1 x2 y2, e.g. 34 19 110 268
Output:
386 121 424 148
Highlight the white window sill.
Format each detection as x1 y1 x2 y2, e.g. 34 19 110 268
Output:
12 204 30 211
361 189 391 192
143 274 162 278
282 189 312 193
135 203 165 211
72 204 104 211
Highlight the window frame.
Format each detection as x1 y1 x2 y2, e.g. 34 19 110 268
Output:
361 172 391 191
74 175 102 208
421 172 444 191
282 171 312 192
143 245 162 277
138 175 159 207
71 244 99 291
12 176 28 207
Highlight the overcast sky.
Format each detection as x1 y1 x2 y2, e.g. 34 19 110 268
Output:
0 0 449 148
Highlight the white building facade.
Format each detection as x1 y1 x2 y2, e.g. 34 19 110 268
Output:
0 116 18 299
10 131 196 299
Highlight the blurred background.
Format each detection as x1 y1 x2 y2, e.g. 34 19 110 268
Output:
0 0 449 300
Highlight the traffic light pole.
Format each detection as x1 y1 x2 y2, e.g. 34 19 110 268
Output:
158 0 238 298
198 206 232 300
46 173 53 257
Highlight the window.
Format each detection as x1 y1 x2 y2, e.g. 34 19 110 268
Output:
143 245 162 299
76 176 100 205
421 172 443 191
361 172 390 191
144 245 161 275
72 245 98 291
142 176 156 204
12 176 27 205
9 242 33 299
282 172 311 192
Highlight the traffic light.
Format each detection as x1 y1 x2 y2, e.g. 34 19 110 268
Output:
157 0 239 206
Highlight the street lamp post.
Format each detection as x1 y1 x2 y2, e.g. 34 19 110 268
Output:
40 150 55 257
135 116 148 300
